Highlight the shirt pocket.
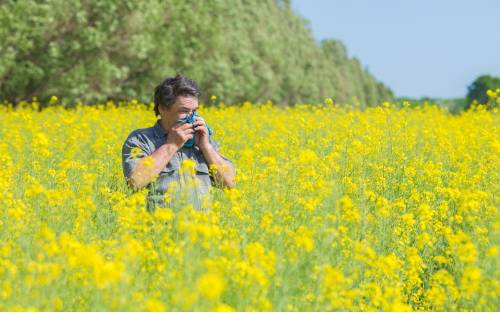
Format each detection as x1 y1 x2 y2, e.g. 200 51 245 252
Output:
161 152 182 174
194 162 212 194
161 164 178 175
155 167 179 194
158 156 181 193
195 162 210 174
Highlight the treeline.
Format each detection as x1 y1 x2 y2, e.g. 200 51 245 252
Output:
396 75 500 114
0 0 393 107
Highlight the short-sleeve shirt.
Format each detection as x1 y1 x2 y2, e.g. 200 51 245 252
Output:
121 119 233 213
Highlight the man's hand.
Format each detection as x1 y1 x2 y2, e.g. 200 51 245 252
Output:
166 122 195 149
193 117 210 149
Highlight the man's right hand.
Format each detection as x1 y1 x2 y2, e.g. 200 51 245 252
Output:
166 123 195 149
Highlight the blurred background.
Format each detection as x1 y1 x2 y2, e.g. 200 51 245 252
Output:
0 0 499 112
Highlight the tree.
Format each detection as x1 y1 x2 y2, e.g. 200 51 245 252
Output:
466 75 500 110
0 0 394 107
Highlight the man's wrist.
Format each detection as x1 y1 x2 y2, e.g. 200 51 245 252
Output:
199 142 213 152
161 142 179 156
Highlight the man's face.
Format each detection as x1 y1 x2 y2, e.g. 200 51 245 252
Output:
160 95 199 126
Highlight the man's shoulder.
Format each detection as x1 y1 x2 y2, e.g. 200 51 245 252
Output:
125 125 157 142
122 125 159 156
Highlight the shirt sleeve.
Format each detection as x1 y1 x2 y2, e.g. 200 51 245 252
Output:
121 131 153 180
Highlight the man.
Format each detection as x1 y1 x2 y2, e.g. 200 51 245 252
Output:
121 74 236 212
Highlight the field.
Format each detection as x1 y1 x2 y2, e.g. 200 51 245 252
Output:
0 100 499 311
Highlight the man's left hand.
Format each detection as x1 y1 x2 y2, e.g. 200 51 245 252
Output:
193 117 210 150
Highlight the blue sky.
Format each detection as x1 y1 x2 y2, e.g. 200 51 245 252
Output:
291 0 500 99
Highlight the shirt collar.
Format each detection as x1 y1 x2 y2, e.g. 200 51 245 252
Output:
153 119 168 139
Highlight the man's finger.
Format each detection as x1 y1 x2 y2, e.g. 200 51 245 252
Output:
180 123 194 130
172 123 187 130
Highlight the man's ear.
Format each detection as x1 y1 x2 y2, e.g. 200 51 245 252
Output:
159 104 170 117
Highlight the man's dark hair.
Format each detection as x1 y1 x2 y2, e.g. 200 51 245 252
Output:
153 74 202 116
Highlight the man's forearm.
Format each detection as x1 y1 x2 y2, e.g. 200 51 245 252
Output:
128 143 178 189
199 144 236 188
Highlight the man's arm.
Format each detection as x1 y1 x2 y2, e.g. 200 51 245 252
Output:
126 123 195 190
127 143 178 190
199 144 236 188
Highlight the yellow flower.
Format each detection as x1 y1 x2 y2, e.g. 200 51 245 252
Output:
486 246 498 257
294 226 314 252
337 195 360 223
433 255 449 264
94 261 124 288
401 213 416 227
460 267 481 298
197 272 225 300
458 242 477 264
145 299 166 312
215 303 235 312
130 147 144 159
143 155 155 169
322 266 345 292
153 208 174 223
486 89 497 98
52 297 63 311
180 159 196 175
1 281 12 300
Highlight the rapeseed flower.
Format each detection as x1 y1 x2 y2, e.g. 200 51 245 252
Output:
0 97 497 311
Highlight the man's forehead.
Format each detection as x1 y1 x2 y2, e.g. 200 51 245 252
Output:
175 96 198 109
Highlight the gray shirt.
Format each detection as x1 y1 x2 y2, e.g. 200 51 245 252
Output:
121 119 233 212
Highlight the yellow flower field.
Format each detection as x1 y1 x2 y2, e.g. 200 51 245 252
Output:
0 99 499 311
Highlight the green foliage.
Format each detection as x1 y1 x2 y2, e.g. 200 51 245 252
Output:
395 97 467 115
466 75 500 110
0 0 393 107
